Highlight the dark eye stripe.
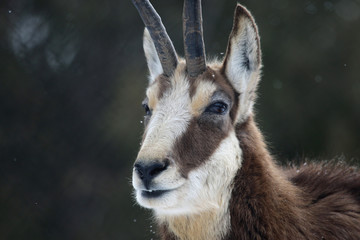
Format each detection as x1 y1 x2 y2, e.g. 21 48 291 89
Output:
173 117 229 177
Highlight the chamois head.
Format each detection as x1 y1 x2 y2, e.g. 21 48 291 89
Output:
132 0 261 216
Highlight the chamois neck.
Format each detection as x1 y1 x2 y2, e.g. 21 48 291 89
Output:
228 116 312 239
236 116 277 176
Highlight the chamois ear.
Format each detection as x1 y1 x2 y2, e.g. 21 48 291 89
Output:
143 28 163 83
222 4 262 123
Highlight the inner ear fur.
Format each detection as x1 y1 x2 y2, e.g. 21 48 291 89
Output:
221 4 262 123
143 28 164 83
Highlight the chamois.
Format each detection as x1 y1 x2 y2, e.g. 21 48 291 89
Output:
131 0 360 239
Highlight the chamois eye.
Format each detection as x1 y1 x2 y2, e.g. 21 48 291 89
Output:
205 102 228 115
142 103 151 116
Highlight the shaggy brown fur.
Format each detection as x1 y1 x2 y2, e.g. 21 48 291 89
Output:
227 116 360 239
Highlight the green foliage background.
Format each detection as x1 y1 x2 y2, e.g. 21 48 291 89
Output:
0 0 359 239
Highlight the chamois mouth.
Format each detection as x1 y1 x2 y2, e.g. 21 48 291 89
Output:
141 189 170 198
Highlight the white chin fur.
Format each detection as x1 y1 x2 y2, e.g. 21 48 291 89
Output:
135 188 179 211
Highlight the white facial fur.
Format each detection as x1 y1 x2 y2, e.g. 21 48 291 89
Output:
133 63 192 208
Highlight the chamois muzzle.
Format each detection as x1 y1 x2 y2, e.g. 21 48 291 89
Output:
134 160 169 189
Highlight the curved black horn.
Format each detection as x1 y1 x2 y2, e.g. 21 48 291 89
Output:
183 0 206 78
132 0 178 77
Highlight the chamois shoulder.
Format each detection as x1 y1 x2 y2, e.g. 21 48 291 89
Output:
284 162 360 238
285 161 360 211
285 161 360 200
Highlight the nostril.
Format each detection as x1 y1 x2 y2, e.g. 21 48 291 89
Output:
134 163 145 179
134 160 169 180
134 160 170 189
149 162 169 177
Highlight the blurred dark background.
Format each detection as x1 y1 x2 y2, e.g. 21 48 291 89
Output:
0 0 359 239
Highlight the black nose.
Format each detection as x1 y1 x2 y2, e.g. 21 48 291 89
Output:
134 161 169 189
